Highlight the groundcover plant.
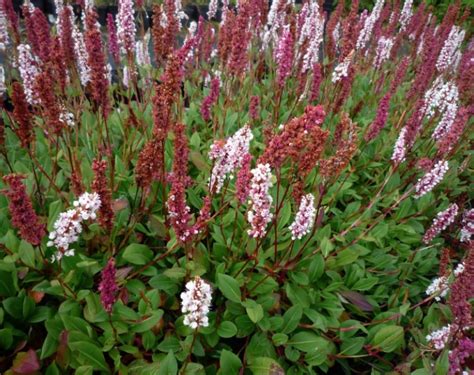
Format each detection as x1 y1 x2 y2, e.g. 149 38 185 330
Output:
0 0 473 373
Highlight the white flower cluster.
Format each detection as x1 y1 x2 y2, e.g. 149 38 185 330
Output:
0 66 5 95
48 192 101 262
17 44 40 105
0 6 7 51
209 125 253 193
454 262 465 277
423 78 459 141
414 160 449 199
72 25 91 86
181 277 212 329
332 21 341 50
425 276 449 301
262 0 293 48
391 127 408 164
356 0 385 50
426 325 452 350
116 0 136 54
436 25 465 73
332 54 352 83
399 0 413 32
289 193 316 240
247 163 273 238
60 109 75 127
299 1 324 72
207 0 218 20
174 0 188 29
423 78 458 119
374 36 394 69
460 208 474 243
135 35 151 66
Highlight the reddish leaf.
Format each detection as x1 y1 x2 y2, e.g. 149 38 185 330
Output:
11 349 40 374
340 291 374 311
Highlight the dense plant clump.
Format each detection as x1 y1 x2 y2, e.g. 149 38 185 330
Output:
0 0 472 373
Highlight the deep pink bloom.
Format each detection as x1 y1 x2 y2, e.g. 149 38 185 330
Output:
390 57 409 95
167 123 193 242
85 10 110 117
58 6 76 67
437 106 470 156
0 0 19 43
249 96 260 121
448 337 474 375
448 247 474 330
365 93 391 141
92 159 114 232
275 26 294 87
11 82 34 148
236 153 252 204
408 24 437 100
31 8 52 63
404 100 425 148
107 13 120 63
191 196 212 235
228 3 251 76
99 258 119 313
200 77 220 122
309 63 322 103
2 174 45 246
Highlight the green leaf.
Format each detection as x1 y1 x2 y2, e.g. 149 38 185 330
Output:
371 325 404 353
41 334 58 359
272 333 288 346
0 328 13 350
289 332 329 353
131 310 164 333
158 351 178 375
216 274 241 303
281 305 303 334
19 240 36 268
68 341 109 372
243 300 264 323
217 321 238 338
219 349 242 374
248 357 284 375
122 244 153 265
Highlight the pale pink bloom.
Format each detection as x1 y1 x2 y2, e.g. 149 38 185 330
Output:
356 0 385 50
374 36 394 69
181 277 212 329
209 125 253 193
391 127 408 164
117 0 136 55
399 0 413 32
426 325 452 350
414 160 449 199
436 25 465 73
423 203 459 244
17 44 40 104
247 163 273 238
289 193 316 240
460 209 474 242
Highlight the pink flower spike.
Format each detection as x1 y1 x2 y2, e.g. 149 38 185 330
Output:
423 203 459 244
289 193 316 240
414 160 449 199
99 258 119 314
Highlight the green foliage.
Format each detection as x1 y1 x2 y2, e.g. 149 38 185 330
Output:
0 0 473 373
